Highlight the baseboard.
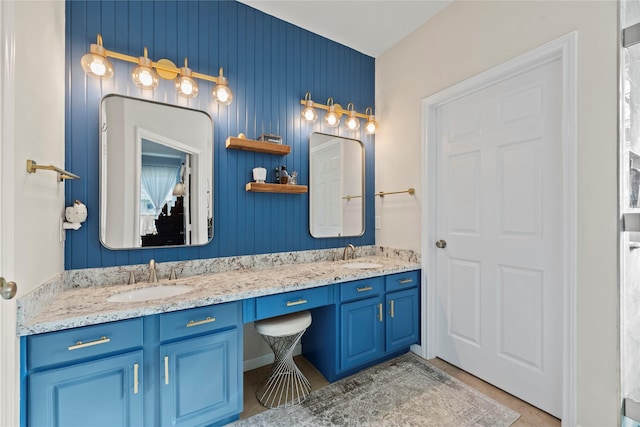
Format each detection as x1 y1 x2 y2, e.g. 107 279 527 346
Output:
243 344 302 372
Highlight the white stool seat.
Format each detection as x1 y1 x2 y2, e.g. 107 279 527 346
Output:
254 311 312 337
254 310 313 408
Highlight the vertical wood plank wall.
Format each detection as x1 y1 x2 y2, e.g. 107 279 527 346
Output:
65 0 375 269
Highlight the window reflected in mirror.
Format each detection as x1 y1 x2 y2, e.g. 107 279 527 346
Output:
309 132 365 238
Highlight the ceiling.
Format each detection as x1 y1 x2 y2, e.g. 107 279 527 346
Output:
237 0 453 58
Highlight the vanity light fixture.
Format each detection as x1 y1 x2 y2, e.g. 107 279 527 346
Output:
344 103 360 132
301 92 318 123
299 93 378 133
364 107 379 134
324 98 341 128
80 34 114 79
175 58 198 98
131 47 159 90
81 34 233 104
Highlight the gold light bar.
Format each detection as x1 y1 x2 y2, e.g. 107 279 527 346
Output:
300 92 378 133
298 99 370 119
82 34 233 104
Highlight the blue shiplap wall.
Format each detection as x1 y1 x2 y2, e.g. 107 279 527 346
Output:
65 0 375 270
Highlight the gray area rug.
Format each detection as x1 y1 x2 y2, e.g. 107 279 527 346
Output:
233 352 520 426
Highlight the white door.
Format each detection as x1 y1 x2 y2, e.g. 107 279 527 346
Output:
434 57 563 417
0 2 19 425
310 141 343 236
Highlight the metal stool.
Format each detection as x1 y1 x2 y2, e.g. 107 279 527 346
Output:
254 310 312 408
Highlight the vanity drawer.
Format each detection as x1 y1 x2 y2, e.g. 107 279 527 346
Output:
27 318 143 370
385 270 420 292
340 277 383 303
159 301 241 342
255 286 332 320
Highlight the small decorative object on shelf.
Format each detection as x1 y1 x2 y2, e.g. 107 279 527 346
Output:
258 134 282 144
289 171 298 185
274 166 280 183
280 165 289 184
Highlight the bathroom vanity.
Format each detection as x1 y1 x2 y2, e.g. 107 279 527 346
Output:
18 251 420 427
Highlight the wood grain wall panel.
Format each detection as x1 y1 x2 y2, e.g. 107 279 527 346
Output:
65 0 375 269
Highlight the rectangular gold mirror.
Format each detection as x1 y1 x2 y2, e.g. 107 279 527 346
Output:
309 132 365 238
100 95 213 249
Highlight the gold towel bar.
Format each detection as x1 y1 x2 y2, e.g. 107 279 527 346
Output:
376 188 415 198
342 188 416 200
26 159 80 182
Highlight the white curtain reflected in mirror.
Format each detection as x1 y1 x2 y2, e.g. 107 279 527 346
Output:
309 133 364 238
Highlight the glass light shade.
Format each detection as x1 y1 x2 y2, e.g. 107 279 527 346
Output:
324 107 340 128
175 71 198 98
301 100 318 123
212 82 233 105
132 55 159 89
344 112 360 132
365 117 379 134
80 51 114 79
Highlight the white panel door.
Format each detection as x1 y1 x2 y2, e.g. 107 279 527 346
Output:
310 141 343 236
435 58 563 417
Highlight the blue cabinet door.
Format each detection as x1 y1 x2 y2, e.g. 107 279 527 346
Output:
385 287 419 353
340 296 384 372
160 328 241 427
28 350 144 427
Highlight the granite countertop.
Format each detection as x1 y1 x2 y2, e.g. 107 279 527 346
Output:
17 255 420 336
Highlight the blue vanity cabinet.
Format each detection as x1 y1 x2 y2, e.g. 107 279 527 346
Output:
23 303 243 427
158 303 242 427
25 318 144 427
303 271 420 383
385 271 420 353
339 293 384 372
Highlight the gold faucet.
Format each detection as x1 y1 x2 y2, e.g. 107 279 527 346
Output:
149 259 158 283
343 244 356 260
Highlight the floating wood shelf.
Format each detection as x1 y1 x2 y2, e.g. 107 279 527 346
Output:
246 182 308 194
226 137 291 155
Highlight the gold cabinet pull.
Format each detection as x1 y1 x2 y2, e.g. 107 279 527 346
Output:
378 303 383 322
286 299 308 307
399 278 413 284
390 300 395 318
68 336 110 351
133 363 139 394
164 356 169 385
186 317 216 327
357 286 373 292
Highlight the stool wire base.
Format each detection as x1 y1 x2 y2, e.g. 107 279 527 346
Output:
256 329 311 408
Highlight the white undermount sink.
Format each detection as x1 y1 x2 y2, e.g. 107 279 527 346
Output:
107 285 194 303
343 262 383 269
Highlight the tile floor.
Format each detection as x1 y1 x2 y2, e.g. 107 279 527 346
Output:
240 355 560 426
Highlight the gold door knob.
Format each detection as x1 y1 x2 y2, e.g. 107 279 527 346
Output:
435 240 447 249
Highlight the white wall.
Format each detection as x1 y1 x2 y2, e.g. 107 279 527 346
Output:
13 0 66 295
376 1 618 425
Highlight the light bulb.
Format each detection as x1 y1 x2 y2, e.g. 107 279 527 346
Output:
365 118 378 134
175 59 199 98
344 113 360 131
132 48 159 90
212 68 233 105
80 35 114 79
301 93 318 123
213 84 233 105
324 111 339 127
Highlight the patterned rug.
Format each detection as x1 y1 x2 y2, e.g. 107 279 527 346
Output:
232 352 520 426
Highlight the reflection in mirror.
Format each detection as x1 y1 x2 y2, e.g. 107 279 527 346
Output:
309 132 364 238
100 95 213 249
